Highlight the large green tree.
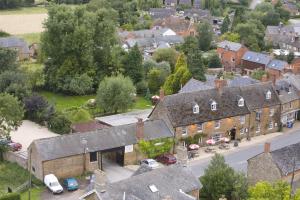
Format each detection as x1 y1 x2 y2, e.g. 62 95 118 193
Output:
221 15 230 34
200 154 248 200
96 74 136 113
187 48 206 81
152 48 179 72
197 21 213 51
123 44 143 84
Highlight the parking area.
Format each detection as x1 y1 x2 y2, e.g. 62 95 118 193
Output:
10 120 58 151
102 158 135 183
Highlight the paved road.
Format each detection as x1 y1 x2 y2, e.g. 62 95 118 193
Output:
188 128 300 178
249 0 262 9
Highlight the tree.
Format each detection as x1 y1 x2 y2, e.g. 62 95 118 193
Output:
181 36 198 55
221 15 230 34
187 49 206 81
200 154 248 200
262 10 280 26
69 73 94 95
138 138 173 158
152 48 179 72
65 108 92 124
0 47 18 73
287 52 295 64
96 74 136 113
208 54 222 68
123 44 143 84
197 21 213 51
147 69 166 94
251 69 267 80
48 113 71 134
220 32 240 43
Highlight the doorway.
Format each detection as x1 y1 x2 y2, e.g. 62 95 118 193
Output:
230 128 236 140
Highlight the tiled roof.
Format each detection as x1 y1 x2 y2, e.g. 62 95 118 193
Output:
242 51 272 65
31 119 173 161
0 37 30 54
179 78 214 93
228 76 260 87
149 8 176 19
275 79 300 104
217 40 242 52
267 59 288 71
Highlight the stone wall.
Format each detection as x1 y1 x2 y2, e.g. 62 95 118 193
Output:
4 151 27 169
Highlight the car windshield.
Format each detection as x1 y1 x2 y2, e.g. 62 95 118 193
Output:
149 160 156 165
51 182 59 187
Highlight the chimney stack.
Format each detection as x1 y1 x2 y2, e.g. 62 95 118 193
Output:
159 88 165 100
136 118 144 140
214 78 227 93
264 142 271 153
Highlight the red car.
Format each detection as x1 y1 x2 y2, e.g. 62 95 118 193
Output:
156 153 177 165
8 142 22 152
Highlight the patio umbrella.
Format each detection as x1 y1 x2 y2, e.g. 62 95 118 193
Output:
189 144 200 150
220 137 230 143
206 139 216 145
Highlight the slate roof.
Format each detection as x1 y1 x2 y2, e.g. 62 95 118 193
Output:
98 165 201 200
242 51 272 65
267 59 288 71
165 0 177 5
179 0 192 5
270 142 300 176
179 78 214 93
275 79 300 104
217 40 242 52
156 87 250 127
119 28 174 40
240 82 281 110
228 76 260 87
30 119 173 161
153 16 192 34
283 74 300 91
183 9 211 21
70 120 110 133
149 8 176 19
0 37 30 54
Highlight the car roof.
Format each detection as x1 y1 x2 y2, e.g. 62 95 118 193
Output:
65 178 77 181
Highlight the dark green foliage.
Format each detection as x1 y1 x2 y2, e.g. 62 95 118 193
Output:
180 133 203 146
181 36 198 55
0 31 10 38
197 22 213 51
221 15 230 34
199 154 248 200
48 113 71 134
138 138 174 158
187 48 206 81
96 74 136 113
0 0 22 9
68 74 94 95
262 10 280 26
123 44 143 84
136 80 148 96
152 48 179 72
0 47 18 73
147 68 166 94
208 54 222 68
287 52 295 64
0 192 21 200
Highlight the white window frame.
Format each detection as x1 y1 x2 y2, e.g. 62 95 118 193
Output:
211 101 217 111
256 110 262 120
266 90 272 100
193 104 199 114
256 124 261 133
240 115 246 125
268 121 273 130
215 120 221 129
197 123 203 133
269 108 274 117
182 126 188 136
238 98 244 107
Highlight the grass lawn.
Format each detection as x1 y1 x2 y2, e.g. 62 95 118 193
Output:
20 61 44 71
0 7 47 15
21 188 44 200
17 32 41 44
39 91 152 112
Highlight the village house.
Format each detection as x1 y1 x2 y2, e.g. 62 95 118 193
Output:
79 164 201 200
282 1 300 16
0 37 30 60
150 80 252 143
266 59 289 82
248 142 300 186
290 58 300 74
217 40 248 72
183 9 211 23
149 8 176 19
164 0 177 7
28 119 173 180
275 79 300 126
240 82 281 137
241 51 272 75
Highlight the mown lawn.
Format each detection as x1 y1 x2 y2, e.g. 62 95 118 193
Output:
21 188 44 200
0 161 42 197
17 32 41 44
39 91 152 112
0 7 47 15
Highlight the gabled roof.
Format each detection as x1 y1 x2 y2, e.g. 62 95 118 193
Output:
217 40 242 52
0 37 30 54
270 142 300 176
228 76 260 87
98 165 201 200
179 78 214 93
267 59 288 71
156 87 250 127
275 79 300 104
242 51 272 65
149 8 176 19
283 74 300 91
30 119 173 162
240 82 281 110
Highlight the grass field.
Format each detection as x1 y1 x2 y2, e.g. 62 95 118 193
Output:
0 7 47 15
17 32 41 44
21 188 43 200
39 91 152 112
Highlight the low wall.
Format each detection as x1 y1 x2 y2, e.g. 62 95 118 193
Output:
4 151 28 169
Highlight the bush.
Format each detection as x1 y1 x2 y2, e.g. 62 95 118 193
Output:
64 107 92 124
48 113 71 134
0 31 10 38
69 74 93 95
0 193 21 200
136 81 148 96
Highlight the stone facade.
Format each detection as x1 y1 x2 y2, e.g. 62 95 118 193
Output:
280 99 300 126
217 46 248 72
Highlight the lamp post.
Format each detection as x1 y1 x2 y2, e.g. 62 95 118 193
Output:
81 138 88 175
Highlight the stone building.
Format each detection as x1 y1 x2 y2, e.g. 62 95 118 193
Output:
248 142 300 186
28 119 173 180
149 79 252 143
80 164 201 200
241 51 272 75
266 59 289 82
240 82 281 137
217 40 248 72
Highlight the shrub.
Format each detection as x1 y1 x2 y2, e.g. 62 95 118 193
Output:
136 81 148 96
48 113 71 134
65 107 92 124
0 193 21 200
69 74 93 95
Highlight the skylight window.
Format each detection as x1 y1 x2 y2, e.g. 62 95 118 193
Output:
149 185 158 193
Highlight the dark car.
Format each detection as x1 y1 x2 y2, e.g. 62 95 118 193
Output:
156 153 177 165
63 178 79 191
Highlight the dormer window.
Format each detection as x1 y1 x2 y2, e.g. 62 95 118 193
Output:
238 97 244 107
211 101 217 111
193 104 199 114
266 90 271 100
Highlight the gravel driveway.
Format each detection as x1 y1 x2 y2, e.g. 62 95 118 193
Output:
10 120 58 151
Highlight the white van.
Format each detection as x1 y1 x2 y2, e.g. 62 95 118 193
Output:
44 174 63 194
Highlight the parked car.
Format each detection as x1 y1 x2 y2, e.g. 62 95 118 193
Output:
44 174 63 194
63 178 79 191
140 159 159 169
156 153 177 165
8 142 22 152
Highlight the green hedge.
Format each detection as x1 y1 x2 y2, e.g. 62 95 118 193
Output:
0 193 21 200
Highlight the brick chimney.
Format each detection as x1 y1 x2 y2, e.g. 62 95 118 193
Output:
264 142 271 153
159 88 165 100
261 74 268 82
136 118 144 140
214 78 227 93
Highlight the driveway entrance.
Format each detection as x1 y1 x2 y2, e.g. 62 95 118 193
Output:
102 158 134 183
